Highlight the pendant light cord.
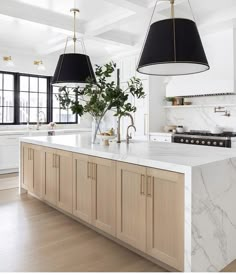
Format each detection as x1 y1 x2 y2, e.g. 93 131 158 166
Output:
136 0 159 70
188 0 196 22
73 10 76 53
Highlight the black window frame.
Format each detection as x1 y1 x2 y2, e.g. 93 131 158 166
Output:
0 70 78 125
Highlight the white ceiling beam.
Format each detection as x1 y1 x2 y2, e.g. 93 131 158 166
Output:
0 0 85 34
103 0 148 12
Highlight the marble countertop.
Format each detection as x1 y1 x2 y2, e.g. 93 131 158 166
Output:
0 128 91 136
20 133 236 173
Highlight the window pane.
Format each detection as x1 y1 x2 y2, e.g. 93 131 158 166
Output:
20 76 29 91
3 107 14 123
29 108 37 122
30 92 38 107
30 77 38 92
53 87 60 94
60 109 68 123
3 91 14 107
68 110 76 123
20 107 29 123
53 108 60 122
20 92 29 107
4 74 14 90
39 78 47 93
53 94 60 108
39 93 47 107
0 74 2 89
0 91 2 106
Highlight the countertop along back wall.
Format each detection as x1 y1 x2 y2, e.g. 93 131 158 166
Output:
165 95 236 132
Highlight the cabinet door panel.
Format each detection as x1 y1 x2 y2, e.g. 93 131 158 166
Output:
73 153 92 224
91 157 116 236
31 146 43 197
21 144 33 190
57 150 73 214
44 149 57 206
146 168 184 271
116 162 146 252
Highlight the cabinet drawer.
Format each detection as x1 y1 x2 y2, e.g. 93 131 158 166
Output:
150 136 172 143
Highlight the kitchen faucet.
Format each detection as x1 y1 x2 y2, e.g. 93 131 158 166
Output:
117 113 136 143
36 110 46 130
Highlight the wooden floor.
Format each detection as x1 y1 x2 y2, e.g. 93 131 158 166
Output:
0 173 18 191
0 188 166 272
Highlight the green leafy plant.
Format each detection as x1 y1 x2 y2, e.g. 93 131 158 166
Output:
56 61 145 142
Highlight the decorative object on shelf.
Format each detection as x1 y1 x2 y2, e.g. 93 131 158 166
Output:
176 126 185 133
56 62 145 144
173 97 184 106
52 8 95 87
164 125 177 133
137 0 209 76
165 97 175 106
183 98 192 105
3 56 14 67
34 60 46 71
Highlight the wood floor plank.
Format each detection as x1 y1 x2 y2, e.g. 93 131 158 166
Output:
0 188 166 272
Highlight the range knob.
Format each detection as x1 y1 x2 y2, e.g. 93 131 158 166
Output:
186 139 189 143
191 140 194 144
213 142 217 146
202 141 206 145
207 141 211 146
196 140 200 144
219 142 224 146
180 139 184 143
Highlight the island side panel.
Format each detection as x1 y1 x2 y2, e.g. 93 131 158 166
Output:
192 158 236 272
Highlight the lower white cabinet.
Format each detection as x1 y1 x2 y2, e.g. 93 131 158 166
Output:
21 143 184 271
150 133 172 143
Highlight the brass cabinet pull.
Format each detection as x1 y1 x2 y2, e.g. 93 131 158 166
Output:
92 163 97 180
140 174 145 195
87 162 90 178
31 149 34 161
147 176 152 197
57 155 60 169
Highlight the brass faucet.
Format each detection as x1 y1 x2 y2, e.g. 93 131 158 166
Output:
126 125 136 144
117 113 136 143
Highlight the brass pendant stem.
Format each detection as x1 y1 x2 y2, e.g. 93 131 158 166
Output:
170 0 175 18
70 8 80 53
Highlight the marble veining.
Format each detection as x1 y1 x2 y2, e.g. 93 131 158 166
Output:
20 133 236 272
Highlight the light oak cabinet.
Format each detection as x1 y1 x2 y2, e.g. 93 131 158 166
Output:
21 143 33 190
21 143 43 198
21 144 185 271
116 162 184 271
91 157 116 236
73 154 116 236
73 153 92 223
43 148 58 206
43 148 73 213
116 162 146 252
146 168 184 271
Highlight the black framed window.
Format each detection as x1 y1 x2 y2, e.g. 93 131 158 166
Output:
52 86 77 124
19 75 48 123
0 71 77 125
0 72 15 124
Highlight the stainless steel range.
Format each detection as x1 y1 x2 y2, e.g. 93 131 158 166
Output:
173 130 236 148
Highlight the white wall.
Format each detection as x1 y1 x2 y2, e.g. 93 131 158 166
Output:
149 76 167 132
166 95 236 132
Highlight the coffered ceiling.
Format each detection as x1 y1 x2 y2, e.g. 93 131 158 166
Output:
0 0 236 61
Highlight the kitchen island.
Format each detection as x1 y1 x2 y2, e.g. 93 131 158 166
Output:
19 134 236 272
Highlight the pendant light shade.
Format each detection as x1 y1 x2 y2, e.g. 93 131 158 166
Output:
52 53 96 87
137 1 210 76
52 8 96 87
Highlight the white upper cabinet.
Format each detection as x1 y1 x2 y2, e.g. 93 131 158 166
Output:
166 28 235 97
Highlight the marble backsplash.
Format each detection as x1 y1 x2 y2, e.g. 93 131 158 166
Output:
165 95 236 132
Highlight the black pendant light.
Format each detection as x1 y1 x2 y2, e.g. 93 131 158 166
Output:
137 0 210 76
52 9 96 87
